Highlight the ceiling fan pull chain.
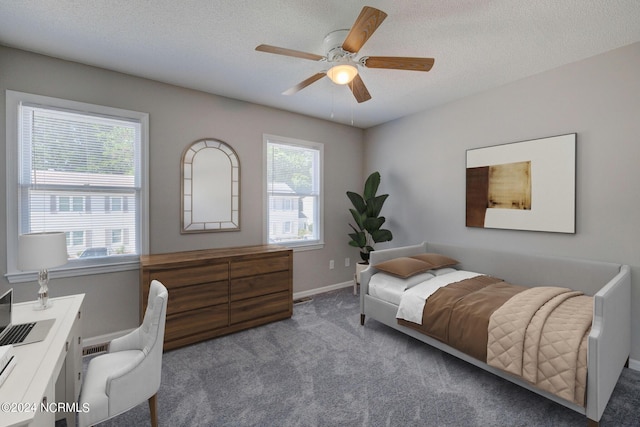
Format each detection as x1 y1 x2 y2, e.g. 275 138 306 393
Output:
330 86 335 119
351 100 354 126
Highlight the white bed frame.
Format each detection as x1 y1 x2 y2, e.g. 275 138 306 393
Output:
359 242 631 426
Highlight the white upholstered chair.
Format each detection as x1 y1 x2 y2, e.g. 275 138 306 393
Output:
78 280 168 427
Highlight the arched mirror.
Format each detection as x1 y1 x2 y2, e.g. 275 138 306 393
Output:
181 139 240 233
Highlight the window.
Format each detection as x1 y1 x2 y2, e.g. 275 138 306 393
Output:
72 196 85 212
6 91 149 282
55 195 85 213
111 229 123 244
106 196 124 212
264 135 323 249
66 230 85 247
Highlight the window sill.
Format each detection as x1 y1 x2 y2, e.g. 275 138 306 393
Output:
5 258 140 284
271 241 324 252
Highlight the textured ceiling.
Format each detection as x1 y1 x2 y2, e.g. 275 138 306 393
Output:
1 0 639 128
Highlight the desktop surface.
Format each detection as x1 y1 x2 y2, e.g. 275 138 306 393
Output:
0 294 84 427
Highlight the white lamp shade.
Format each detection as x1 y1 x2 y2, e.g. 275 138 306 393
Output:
327 64 358 85
18 232 68 271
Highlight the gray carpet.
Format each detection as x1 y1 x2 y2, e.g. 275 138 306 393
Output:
90 287 639 426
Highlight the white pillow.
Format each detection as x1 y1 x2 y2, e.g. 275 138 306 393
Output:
428 267 458 276
369 271 435 305
371 271 436 290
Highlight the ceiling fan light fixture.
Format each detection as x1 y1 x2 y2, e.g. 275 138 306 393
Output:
327 64 358 85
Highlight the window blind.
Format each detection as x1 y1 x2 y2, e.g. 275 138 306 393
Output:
19 104 142 260
265 138 322 246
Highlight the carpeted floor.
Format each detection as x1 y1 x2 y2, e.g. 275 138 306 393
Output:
85 287 639 426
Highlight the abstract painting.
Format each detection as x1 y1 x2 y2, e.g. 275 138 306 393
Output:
466 133 576 233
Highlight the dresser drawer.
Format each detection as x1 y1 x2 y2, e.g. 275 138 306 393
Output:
230 254 290 279
230 270 290 301
167 281 228 315
150 263 228 288
229 290 290 325
165 305 228 343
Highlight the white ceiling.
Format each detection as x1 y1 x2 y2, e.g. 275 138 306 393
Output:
1 1 639 129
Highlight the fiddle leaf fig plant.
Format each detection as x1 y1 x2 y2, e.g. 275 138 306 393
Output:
347 171 393 263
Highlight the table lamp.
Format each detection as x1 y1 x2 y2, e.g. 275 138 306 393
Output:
18 232 68 310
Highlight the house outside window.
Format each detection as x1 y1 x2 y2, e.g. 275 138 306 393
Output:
264 134 323 249
5 90 149 282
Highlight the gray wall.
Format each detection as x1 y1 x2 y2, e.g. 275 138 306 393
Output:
363 42 640 361
0 46 363 340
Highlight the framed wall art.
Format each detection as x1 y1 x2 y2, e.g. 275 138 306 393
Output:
466 133 576 233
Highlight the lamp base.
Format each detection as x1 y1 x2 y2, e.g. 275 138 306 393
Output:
33 300 53 311
35 270 51 310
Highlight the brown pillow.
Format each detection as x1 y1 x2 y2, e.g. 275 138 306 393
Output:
409 253 459 270
374 257 432 279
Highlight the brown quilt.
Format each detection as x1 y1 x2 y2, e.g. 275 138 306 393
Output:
397 275 592 406
398 275 527 361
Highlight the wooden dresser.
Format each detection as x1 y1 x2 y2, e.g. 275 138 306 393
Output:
140 244 293 350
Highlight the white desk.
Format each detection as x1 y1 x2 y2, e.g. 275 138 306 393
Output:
0 294 84 427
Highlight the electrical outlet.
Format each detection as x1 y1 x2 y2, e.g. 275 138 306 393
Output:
345 257 350 267
329 259 335 269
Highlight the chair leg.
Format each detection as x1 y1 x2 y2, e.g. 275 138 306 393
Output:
149 394 158 427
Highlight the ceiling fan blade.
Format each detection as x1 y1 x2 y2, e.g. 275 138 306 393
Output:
348 74 372 103
362 56 435 72
342 6 388 54
255 44 325 61
282 73 326 95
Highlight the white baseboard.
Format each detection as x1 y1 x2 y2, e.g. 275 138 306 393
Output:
82 328 135 349
628 358 640 372
293 280 354 300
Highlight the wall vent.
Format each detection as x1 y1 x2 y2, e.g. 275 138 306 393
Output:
82 342 109 356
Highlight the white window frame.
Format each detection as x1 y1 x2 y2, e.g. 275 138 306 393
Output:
263 134 324 251
5 90 149 283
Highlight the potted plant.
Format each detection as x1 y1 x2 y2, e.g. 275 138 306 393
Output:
347 171 393 282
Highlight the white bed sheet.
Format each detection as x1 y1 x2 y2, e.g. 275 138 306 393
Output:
396 270 482 324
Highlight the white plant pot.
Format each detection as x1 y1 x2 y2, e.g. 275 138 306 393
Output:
355 262 368 284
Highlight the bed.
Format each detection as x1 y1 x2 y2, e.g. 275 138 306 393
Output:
359 242 631 426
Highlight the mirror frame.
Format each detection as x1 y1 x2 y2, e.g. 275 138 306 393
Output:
181 138 240 233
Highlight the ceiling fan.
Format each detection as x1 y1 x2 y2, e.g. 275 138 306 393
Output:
255 6 435 103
